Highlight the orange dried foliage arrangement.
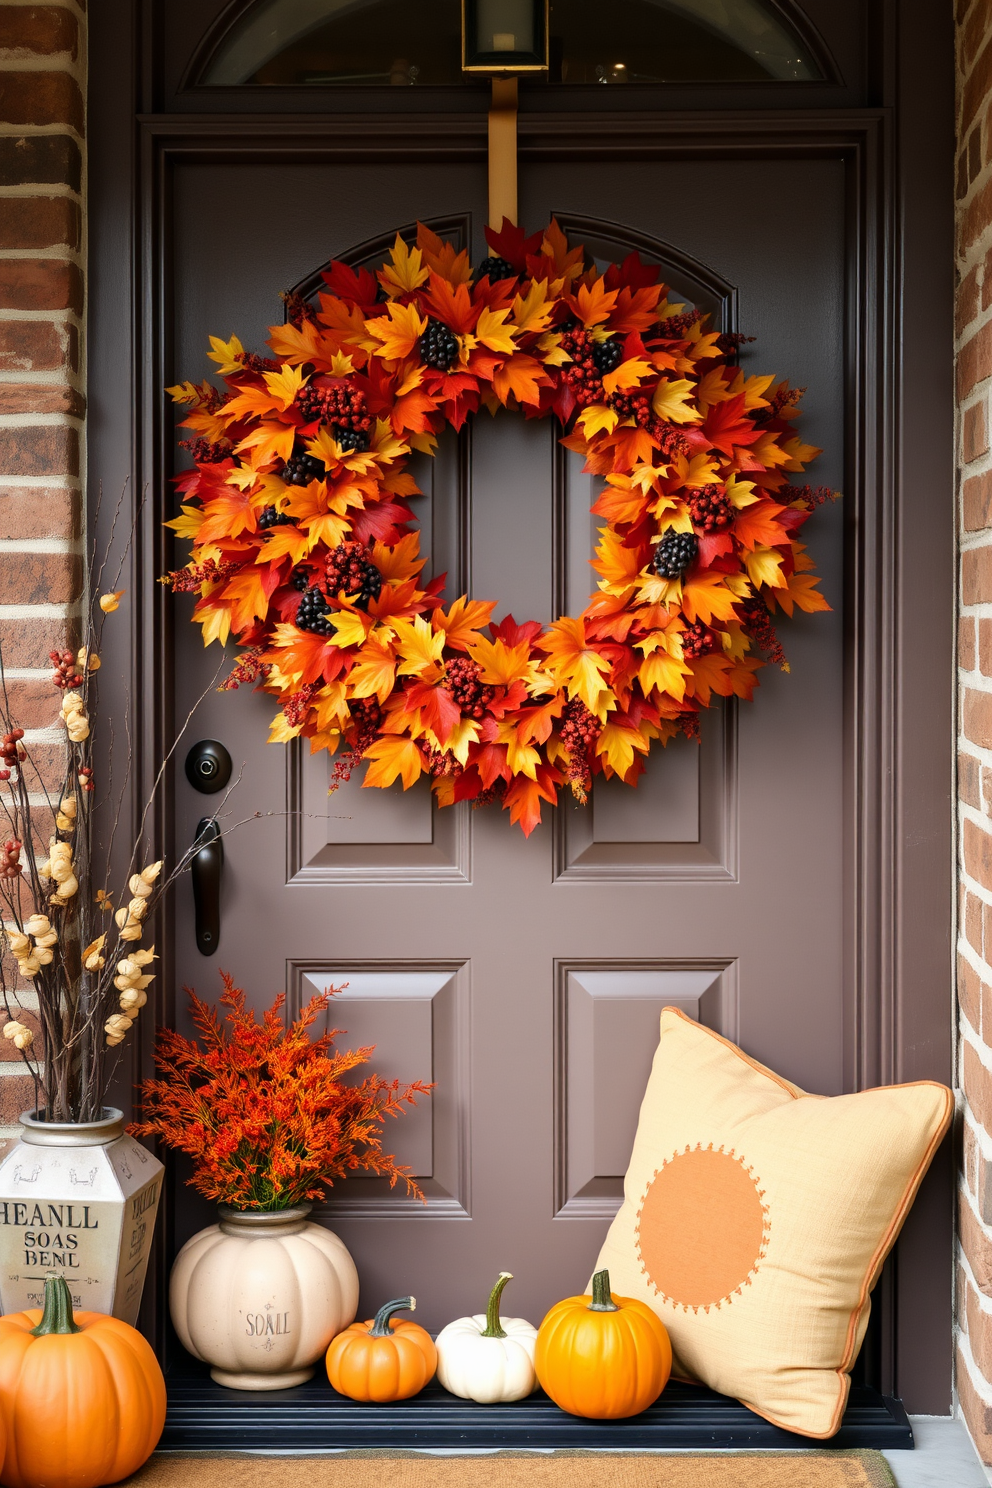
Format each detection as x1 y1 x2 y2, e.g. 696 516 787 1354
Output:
132 972 432 1211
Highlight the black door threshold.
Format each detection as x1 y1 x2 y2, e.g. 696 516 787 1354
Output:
161 1365 913 1451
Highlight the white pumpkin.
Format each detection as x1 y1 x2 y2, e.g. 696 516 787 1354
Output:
435 1272 538 1403
170 1206 359 1390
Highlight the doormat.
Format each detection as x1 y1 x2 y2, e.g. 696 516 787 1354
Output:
118 1450 896 1487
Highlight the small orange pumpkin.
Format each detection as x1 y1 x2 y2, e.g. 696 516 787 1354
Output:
0 1274 166 1488
535 1268 672 1419
326 1294 437 1402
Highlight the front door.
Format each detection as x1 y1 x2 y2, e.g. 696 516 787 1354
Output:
86 0 954 1412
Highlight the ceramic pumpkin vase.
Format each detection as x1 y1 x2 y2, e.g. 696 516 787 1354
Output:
169 1204 359 1389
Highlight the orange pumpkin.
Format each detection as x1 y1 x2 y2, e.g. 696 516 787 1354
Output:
535 1268 672 1419
326 1295 437 1402
0 1274 166 1488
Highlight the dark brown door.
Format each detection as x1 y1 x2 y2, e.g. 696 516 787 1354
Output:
167 159 845 1333
86 0 954 1413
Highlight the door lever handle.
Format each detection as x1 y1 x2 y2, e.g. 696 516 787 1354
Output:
191 817 223 956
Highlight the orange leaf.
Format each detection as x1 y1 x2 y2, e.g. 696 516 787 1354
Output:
680 571 740 626
732 500 790 551
433 596 496 650
492 353 550 407
503 767 558 837
363 736 424 790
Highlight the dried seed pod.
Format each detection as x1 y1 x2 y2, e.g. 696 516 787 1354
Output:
118 923 142 943
119 990 147 1013
128 874 153 900
23 914 50 938
3 1021 26 1041
99 591 124 613
82 934 106 971
127 898 148 920
131 946 156 966
13 1030 33 1050
7 933 29 956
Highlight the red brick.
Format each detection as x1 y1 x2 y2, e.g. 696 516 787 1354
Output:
965 1 992 71
962 1196 992 1295
961 952 984 1032
0 8 78 61
964 689 992 748
0 552 80 605
963 751 982 808
0 426 78 479
959 148 970 203
964 176 992 255
968 1278 992 1383
964 544 992 605
0 617 75 667
0 259 81 312
0 1075 37 1125
969 892 985 956
982 765 992 812
962 265 981 331
966 403 990 462
0 488 78 541
963 33 992 136
960 321 992 399
967 1123 979 1198
964 615 978 669
0 72 83 133
964 471 992 530
958 1344 992 1464
0 135 81 191
3 676 65 731
0 320 66 373
0 196 79 252
966 1041 992 1137
0 385 83 417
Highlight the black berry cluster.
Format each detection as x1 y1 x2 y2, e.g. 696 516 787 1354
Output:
290 567 311 592
442 658 495 720
295 586 334 636
297 382 373 453
49 650 83 690
258 506 296 529
282 450 326 487
420 319 460 371
559 328 605 409
323 542 382 611
688 485 733 532
681 621 715 660
653 530 699 579
476 256 516 283
592 337 624 375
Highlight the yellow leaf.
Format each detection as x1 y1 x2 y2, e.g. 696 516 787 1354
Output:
207 335 245 376
596 721 651 777
268 710 301 743
638 650 691 703
603 358 655 397
744 545 787 589
475 305 518 354
327 611 372 649
235 422 296 466
592 527 643 594
164 505 204 540
781 435 821 470
651 378 702 425
466 635 534 688
497 720 541 780
391 614 446 675
538 617 614 716
349 637 398 704
379 234 429 297
726 475 759 509
512 280 556 335
577 404 618 438
367 300 428 362
446 716 481 766
262 363 308 410
363 736 423 790
197 605 231 649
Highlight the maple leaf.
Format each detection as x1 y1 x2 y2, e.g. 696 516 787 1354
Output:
378 234 429 297
511 280 557 335
603 358 655 397
432 596 495 650
609 284 665 334
681 571 741 625
423 274 476 335
537 618 614 715
685 653 736 706
694 366 735 410
592 527 644 594
781 435 821 470
652 379 702 425
466 635 534 688
492 353 550 407
406 679 461 744
771 570 831 617
321 259 380 308
367 301 428 362
496 718 541 780
733 500 790 551
207 335 246 376
363 736 423 790
591 478 650 527
418 222 473 286
703 395 761 456
638 649 691 703
256 524 310 568
263 363 308 410
504 766 558 837
268 318 339 371
569 279 618 329
327 610 373 649
596 720 651 778
392 615 446 676
538 220 585 283
744 545 787 590
485 219 543 269
235 421 297 467
197 483 258 545
578 405 619 439
475 305 518 353
348 636 398 704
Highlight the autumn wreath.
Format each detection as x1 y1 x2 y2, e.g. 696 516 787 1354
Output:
167 220 833 836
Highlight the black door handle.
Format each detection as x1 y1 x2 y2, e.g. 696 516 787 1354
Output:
191 817 223 956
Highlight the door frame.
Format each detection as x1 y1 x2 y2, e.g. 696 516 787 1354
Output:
86 3 954 1413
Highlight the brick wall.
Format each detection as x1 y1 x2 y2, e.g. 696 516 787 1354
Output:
0 1 85 1134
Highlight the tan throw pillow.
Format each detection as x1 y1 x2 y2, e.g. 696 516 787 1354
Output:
593 1007 952 1438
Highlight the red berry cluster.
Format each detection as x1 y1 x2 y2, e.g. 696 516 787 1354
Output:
560 697 602 757
179 437 232 464
0 729 25 782
655 310 701 340
681 620 715 660
752 383 804 424
559 329 606 409
323 542 377 598
239 352 280 374
607 392 692 463
442 658 494 720
688 485 733 532
738 596 786 667
297 382 372 438
421 745 463 779
49 650 83 691
783 484 834 510
281 290 317 328
715 331 756 355
78 764 95 794
0 840 22 880
330 699 382 790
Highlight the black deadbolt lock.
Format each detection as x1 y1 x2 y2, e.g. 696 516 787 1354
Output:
184 739 232 795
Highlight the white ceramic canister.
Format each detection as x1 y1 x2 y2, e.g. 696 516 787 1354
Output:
169 1203 359 1389
0 1107 164 1325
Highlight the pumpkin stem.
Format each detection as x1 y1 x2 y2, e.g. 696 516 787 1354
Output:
482 1271 513 1339
588 1268 619 1313
369 1295 415 1338
30 1276 81 1336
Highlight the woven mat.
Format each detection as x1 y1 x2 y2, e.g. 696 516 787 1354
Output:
119 1451 896 1487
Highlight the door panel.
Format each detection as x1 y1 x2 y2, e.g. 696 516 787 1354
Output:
169 153 844 1331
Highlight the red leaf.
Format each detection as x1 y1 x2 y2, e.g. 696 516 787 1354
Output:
702 394 761 457
484 220 543 270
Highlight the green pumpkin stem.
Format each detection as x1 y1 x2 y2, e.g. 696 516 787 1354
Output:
30 1275 81 1336
482 1271 513 1339
588 1268 619 1313
369 1295 415 1337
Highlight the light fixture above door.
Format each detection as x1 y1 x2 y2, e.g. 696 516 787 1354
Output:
461 0 549 74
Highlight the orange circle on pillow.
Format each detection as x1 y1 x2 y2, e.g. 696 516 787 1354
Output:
636 1147 768 1309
